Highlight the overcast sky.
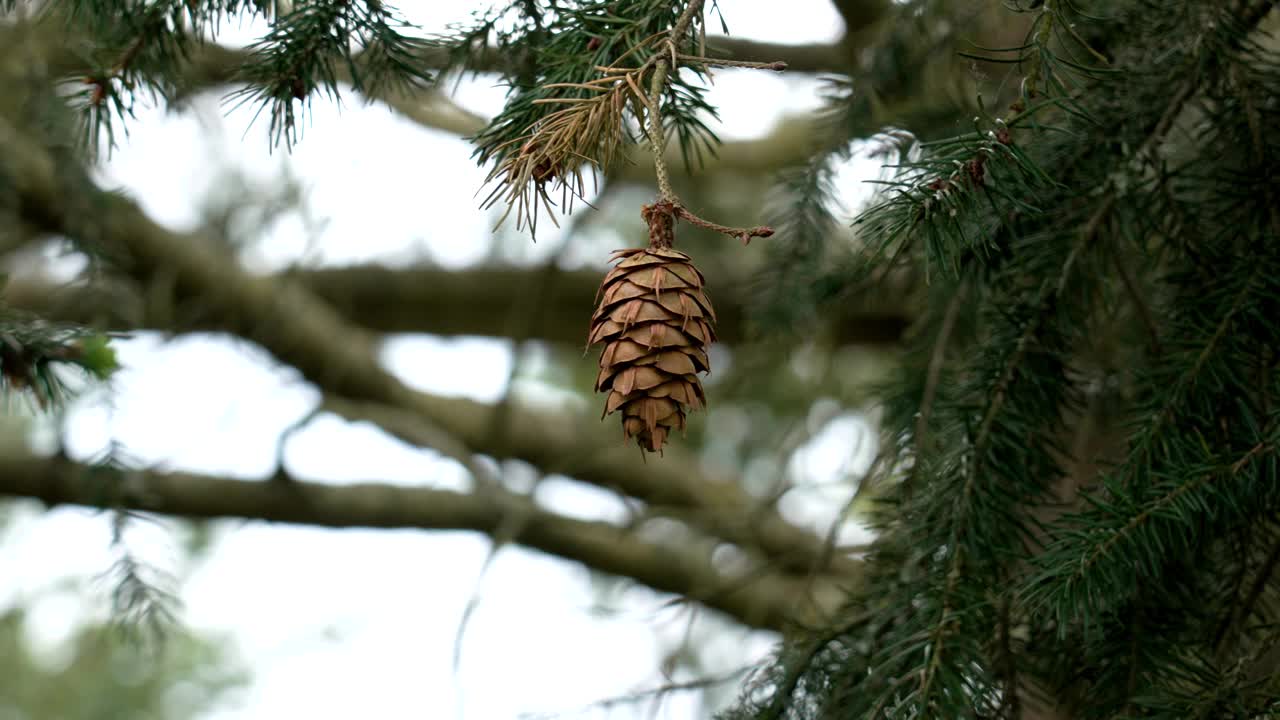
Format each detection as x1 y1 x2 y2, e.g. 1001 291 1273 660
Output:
0 3 877 718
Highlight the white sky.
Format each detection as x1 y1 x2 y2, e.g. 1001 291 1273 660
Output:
0 2 879 718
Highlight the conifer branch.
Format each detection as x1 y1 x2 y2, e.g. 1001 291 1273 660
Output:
669 205 774 244
1146 264 1263 444
1109 243 1162 356
1235 63 1280 240
643 0 704 201
916 286 964 451
835 1 1255 706
717 0 1280 716
1074 452 1258 585
997 596 1021 720
674 54 787 71
103 507 181 645
0 308 118 408
480 0 788 236
918 241 1084 703
1224 533 1280 654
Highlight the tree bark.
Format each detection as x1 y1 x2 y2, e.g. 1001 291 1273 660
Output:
3 265 911 347
0 450 846 631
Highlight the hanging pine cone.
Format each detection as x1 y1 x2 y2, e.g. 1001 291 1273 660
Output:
589 201 716 453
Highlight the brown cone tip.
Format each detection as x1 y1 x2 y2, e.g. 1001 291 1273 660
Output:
589 203 714 453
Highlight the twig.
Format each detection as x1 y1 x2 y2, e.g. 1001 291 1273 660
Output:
758 610 876 720
676 53 787 71
523 665 752 719
1235 65 1280 240
320 396 500 489
1078 441 1273 580
916 285 966 462
273 402 323 481
452 481 547 720
1215 531 1280 659
499 0 786 232
674 203 774 244
998 595 1021 720
1110 242 1162 356
84 18 150 107
113 35 147 75
644 0 707 201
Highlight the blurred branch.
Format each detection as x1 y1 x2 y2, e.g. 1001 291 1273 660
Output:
37 29 852 82
702 37 845 74
43 30 491 137
319 395 502 488
830 0 892 35
0 117 860 580
826 0 892 71
15 21 848 166
3 264 911 347
0 449 834 631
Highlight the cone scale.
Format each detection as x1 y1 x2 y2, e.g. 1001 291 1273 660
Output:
589 201 716 453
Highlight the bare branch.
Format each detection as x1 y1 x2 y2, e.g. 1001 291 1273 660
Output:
829 0 893 35
4 265 913 347
702 37 845 74
0 449 837 631
0 117 858 579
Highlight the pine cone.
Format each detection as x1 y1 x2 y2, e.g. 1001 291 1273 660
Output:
589 203 716 453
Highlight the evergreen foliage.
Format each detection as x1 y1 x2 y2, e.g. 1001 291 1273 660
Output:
0 606 245 718
228 0 432 147
4 0 1279 714
726 0 1280 718
0 297 117 409
58 0 431 148
453 0 725 236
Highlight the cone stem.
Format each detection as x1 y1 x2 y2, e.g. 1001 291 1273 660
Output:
643 201 678 249
642 200 774 249
643 0 705 202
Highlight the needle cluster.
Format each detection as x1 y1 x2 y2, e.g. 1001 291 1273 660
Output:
726 1 1280 718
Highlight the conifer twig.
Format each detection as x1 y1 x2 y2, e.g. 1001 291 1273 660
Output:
1221 532 1280 655
675 53 788 71
642 0 704 201
484 0 787 235
637 0 783 243
1110 243 1162 356
672 204 774 244
919 285 965 439
1076 443 1274 582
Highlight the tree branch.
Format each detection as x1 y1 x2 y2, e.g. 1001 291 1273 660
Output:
829 0 892 35
702 37 845 74
166 45 839 177
3 264 911 347
0 450 832 631
0 114 858 580
42 32 850 83
17 20 848 151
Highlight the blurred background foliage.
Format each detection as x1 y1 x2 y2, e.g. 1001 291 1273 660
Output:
0 605 245 720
